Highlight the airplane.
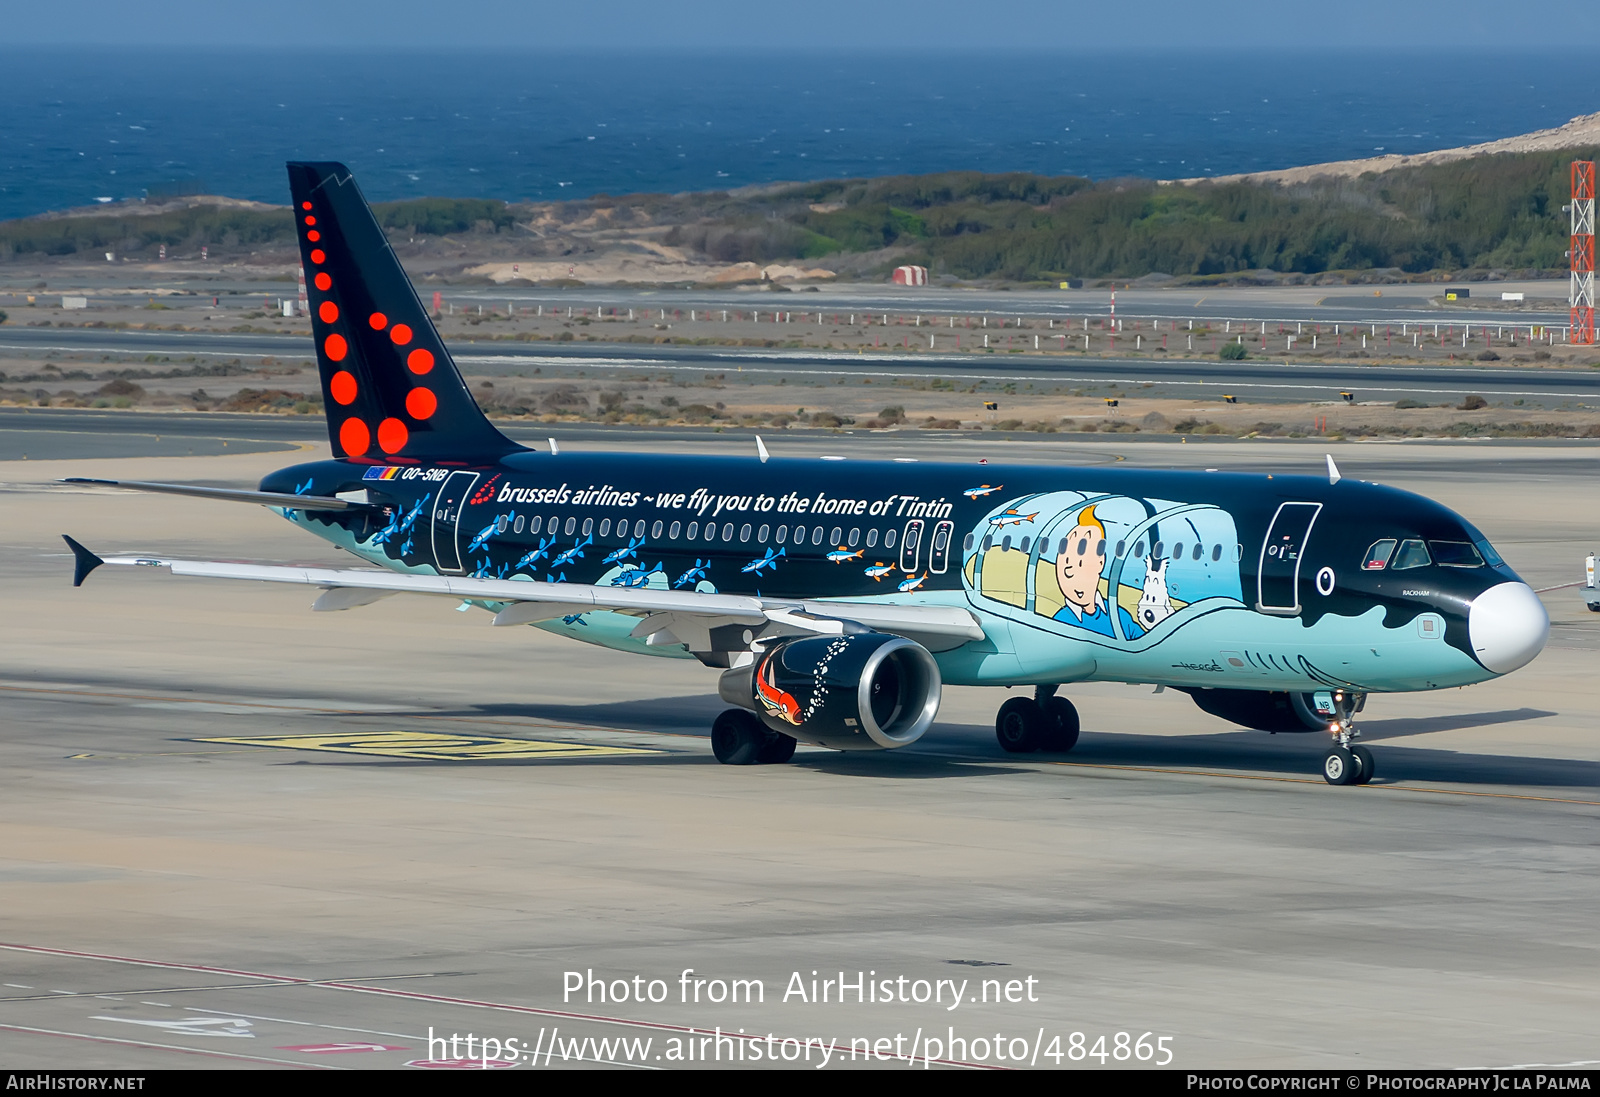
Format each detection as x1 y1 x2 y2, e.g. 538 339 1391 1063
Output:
58 161 1551 784
741 547 785 575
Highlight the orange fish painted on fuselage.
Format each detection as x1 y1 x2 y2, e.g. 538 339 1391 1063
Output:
756 655 803 725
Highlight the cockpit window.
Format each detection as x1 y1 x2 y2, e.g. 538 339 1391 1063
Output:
1362 539 1397 570
1475 539 1505 568
1391 539 1431 570
1430 540 1484 568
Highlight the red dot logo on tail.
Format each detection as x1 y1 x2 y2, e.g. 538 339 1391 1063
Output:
325 333 348 361
407 349 434 375
390 324 412 345
377 418 408 455
318 301 338 323
405 388 437 420
339 418 370 457
330 371 357 405
369 312 387 330
314 272 331 291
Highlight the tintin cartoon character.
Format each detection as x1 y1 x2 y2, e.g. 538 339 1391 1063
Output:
1051 505 1143 638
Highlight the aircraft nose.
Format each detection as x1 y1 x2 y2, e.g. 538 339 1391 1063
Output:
1467 581 1549 674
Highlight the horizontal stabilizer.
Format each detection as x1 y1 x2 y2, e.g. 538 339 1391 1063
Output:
61 534 103 587
60 478 363 511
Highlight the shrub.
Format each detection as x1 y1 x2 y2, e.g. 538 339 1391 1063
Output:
1476 350 1500 361
1219 342 1248 360
1394 398 1428 408
1458 394 1489 411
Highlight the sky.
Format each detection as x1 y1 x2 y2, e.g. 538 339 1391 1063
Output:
4 0 1590 49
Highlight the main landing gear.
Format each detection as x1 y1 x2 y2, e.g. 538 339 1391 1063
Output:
995 685 1081 754
1319 689 1374 786
711 709 797 765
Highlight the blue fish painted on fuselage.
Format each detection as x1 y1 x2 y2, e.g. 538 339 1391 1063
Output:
468 514 513 555
602 536 646 565
515 535 557 572
550 536 592 570
675 559 710 589
742 546 785 575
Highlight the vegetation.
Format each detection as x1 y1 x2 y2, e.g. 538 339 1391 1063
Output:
1219 342 1249 360
3 146 1594 281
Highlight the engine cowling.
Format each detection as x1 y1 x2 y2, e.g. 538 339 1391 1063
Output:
1182 687 1329 732
719 633 942 751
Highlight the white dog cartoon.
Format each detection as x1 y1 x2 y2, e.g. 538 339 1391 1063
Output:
1137 556 1174 630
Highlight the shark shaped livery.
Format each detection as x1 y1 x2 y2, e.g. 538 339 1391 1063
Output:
59 162 1551 783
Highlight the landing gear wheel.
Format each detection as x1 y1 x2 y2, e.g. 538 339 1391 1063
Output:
1351 745 1375 785
757 732 797 765
1039 696 1081 753
996 697 1045 753
712 709 765 765
1322 747 1359 786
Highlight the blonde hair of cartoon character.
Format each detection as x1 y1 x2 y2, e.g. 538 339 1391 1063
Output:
1054 504 1108 618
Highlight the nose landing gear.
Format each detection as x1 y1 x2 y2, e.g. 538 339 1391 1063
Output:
1319 689 1373 786
995 685 1081 754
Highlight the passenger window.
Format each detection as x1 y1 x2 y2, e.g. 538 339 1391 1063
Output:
963 532 975 553
634 520 646 539
775 525 787 544
900 519 924 572
811 527 824 545
1192 543 1203 561
867 529 878 548
1001 535 1013 552
1172 542 1183 560
1019 536 1030 554
1430 541 1484 568
1391 539 1431 570
582 517 593 537
1133 540 1145 558
929 520 953 574
758 524 769 543
740 523 752 542
496 514 509 534
564 516 576 536
652 520 664 539
848 528 860 547
1151 540 1164 558
687 521 699 539
722 523 734 541
829 526 842 544
670 521 681 539
599 518 611 537
886 528 898 550
1362 539 1396 570
513 515 525 534
1114 540 1124 557
705 523 718 541
529 516 542 534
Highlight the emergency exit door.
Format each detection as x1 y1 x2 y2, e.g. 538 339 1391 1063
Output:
431 471 479 574
1256 502 1321 615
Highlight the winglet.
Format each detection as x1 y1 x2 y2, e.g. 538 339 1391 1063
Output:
1326 454 1342 485
756 435 770 464
62 535 103 587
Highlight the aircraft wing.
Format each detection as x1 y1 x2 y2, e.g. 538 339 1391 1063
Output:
60 478 366 511
61 538 985 651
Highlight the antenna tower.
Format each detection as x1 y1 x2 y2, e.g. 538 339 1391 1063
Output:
1571 160 1595 345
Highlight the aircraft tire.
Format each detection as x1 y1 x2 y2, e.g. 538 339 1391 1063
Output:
757 732 798 765
712 709 765 765
996 697 1045 753
1351 745 1375 785
1039 696 1081 753
1322 747 1359 786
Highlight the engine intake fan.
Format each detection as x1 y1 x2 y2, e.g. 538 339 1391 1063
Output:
719 633 942 751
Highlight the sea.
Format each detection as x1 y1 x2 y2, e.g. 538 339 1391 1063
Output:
0 48 1588 221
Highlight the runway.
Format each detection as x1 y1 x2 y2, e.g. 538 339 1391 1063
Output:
2 429 1598 1069
5 326 1600 408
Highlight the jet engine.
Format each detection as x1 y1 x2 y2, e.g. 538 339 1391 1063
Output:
719 633 942 751
1181 687 1329 732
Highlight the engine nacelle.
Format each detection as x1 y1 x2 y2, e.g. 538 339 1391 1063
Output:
720 633 942 751
1182 687 1329 732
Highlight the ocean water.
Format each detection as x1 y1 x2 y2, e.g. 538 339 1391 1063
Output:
0 48 1586 220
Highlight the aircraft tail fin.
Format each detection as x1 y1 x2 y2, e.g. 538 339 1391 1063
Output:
286 162 520 463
